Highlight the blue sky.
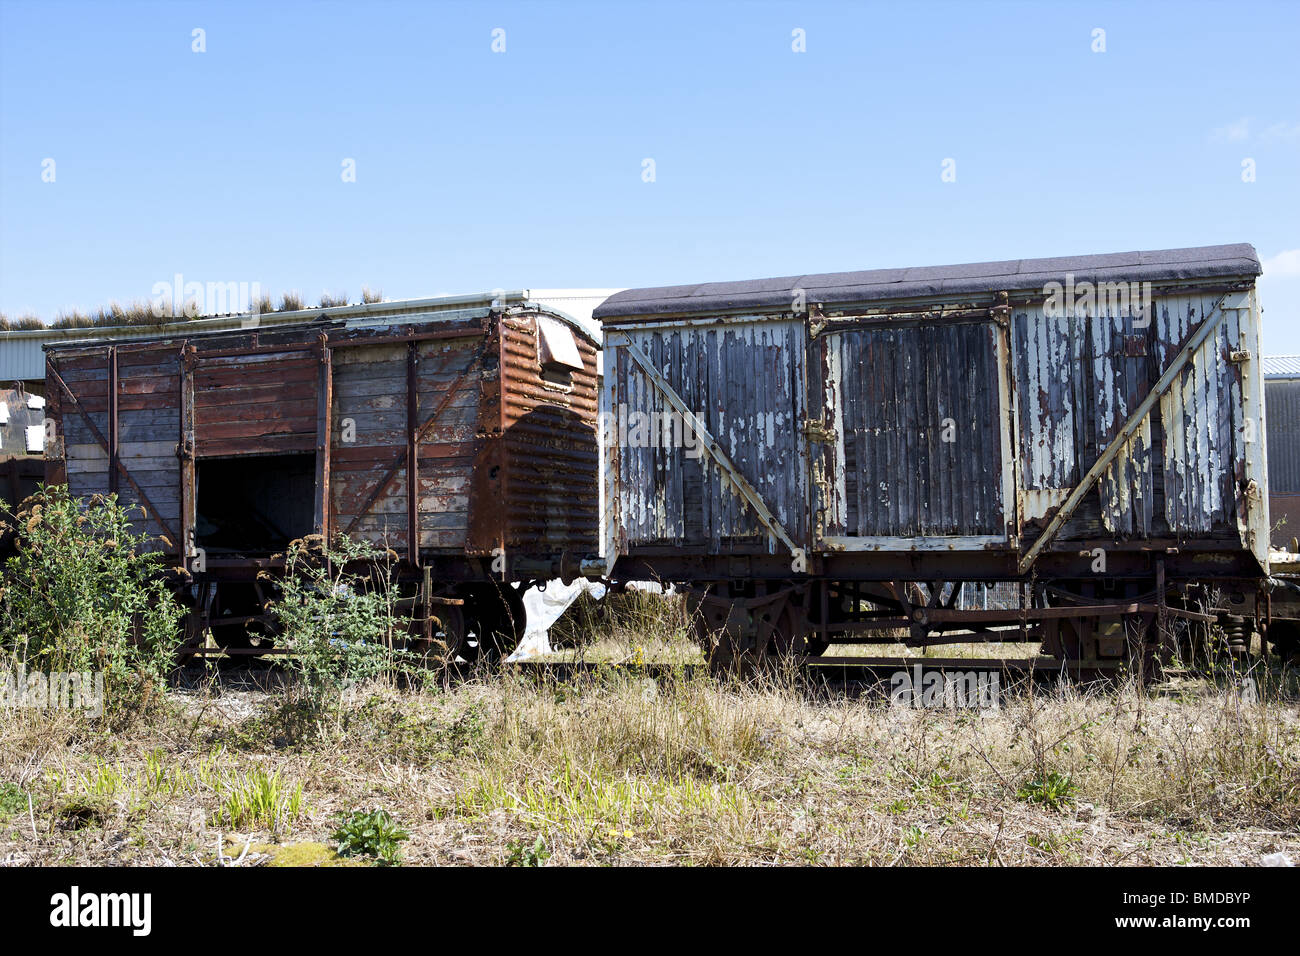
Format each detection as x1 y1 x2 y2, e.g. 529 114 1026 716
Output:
1 0 1298 350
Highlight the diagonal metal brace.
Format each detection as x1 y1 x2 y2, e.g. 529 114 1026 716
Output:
1017 294 1229 575
615 336 800 554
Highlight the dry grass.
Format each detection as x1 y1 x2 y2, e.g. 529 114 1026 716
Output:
0 286 385 332
1 653 1297 867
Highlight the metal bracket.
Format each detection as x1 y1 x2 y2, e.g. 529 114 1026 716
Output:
801 419 837 443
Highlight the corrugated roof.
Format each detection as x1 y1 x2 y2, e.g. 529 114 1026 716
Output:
594 243 1261 321
1264 355 1300 378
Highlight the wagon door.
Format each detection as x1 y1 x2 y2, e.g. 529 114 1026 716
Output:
186 341 325 556
605 318 810 556
329 331 483 560
811 315 1016 551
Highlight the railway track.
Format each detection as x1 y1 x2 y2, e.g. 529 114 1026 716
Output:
503 655 1123 689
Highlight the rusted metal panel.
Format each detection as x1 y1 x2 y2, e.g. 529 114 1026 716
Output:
496 311 600 556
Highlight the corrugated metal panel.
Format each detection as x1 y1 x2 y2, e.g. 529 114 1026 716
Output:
499 311 600 554
612 319 808 552
0 337 52 383
1263 355 1300 378
0 388 43 457
1267 379 1300 496
821 320 1004 536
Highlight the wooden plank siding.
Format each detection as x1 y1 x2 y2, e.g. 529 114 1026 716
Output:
49 342 183 551
192 348 319 457
329 335 483 554
44 306 602 570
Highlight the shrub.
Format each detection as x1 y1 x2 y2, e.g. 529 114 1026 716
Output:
332 808 408 864
266 534 413 714
0 486 184 716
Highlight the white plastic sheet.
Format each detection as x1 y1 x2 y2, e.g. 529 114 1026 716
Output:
507 579 608 661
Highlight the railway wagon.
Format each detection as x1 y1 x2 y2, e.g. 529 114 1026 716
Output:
593 244 1271 669
42 293 601 660
0 386 46 549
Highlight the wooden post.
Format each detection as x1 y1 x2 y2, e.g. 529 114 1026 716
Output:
407 340 419 565
107 346 119 495
314 334 333 542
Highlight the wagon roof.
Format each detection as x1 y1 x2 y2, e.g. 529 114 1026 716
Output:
37 290 603 356
593 243 1261 321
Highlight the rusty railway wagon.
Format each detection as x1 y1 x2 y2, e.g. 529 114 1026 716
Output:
593 244 1273 671
42 293 600 660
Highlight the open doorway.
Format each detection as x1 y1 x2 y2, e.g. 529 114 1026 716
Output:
195 454 316 552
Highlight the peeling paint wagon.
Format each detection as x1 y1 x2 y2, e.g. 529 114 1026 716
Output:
594 244 1273 670
42 293 601 660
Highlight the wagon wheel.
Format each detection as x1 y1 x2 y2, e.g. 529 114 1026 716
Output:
460 583 525 663
420 602 468 665
1046 611 1157 680
1269 621 1300 662
692 593 810 674
804 633 830 657
689 592 743 672
756 599 809 661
